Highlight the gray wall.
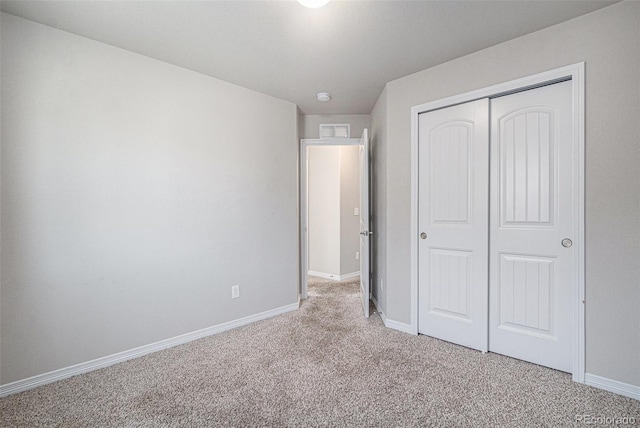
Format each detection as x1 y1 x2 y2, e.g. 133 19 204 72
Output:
301 114 370 140
370 87 388 313
339 145 360 275
0 13 299 384
308 146 341 276
378 1 639 385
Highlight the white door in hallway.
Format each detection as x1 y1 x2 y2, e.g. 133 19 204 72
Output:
489 80 575 372
418 99 489 351
359 129 371 318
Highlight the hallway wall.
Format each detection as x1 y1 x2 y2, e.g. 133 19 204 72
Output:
307 145 360 278
300 114 370 140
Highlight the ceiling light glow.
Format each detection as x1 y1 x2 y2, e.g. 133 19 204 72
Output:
297 0 330 8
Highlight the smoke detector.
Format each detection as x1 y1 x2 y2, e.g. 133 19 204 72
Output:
317 92 331 102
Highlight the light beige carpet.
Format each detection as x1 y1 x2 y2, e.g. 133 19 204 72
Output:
1 276 638 427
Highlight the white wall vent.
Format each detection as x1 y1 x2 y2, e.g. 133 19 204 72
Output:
319 124 350 139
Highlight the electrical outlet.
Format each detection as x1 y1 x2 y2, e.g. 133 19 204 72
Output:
354 207 359 216
355 251 360 260
231 285 240 299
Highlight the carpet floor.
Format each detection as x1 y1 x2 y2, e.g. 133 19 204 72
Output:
1 276 638 427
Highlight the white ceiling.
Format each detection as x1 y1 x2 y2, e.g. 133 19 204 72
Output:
0 0 617 114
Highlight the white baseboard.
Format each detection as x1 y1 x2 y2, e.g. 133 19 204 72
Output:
0 300 300 398
369 295 414 335
371 295 387 324
384 318 416 335
308 270 360 281
339 271 360 281
308 270 339 280
584 373 640 401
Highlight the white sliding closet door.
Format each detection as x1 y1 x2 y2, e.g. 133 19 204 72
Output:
489 80 574 372
417 80 576 372
418 99 489 352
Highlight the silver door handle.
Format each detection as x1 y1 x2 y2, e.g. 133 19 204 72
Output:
420 232 427 239
360 231 373 237
561 238 573 248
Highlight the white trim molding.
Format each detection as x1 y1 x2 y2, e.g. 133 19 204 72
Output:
371 294 386 324
339 271 360 281
384 319 416 335
410 63 586 381
0 300 300 398
371 294 415 335
307 271 360 281
584 374 640 401
308 270 339 280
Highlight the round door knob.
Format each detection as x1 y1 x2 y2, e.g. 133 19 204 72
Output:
420 232 427 240
561 238 573 248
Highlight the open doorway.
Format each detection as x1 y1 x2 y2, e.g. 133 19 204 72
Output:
307 144 360 282
300 129 371 317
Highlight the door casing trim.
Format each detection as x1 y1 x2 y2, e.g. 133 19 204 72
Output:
409 62 585 382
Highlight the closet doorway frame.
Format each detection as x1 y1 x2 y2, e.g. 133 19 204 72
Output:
409 63 586 382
